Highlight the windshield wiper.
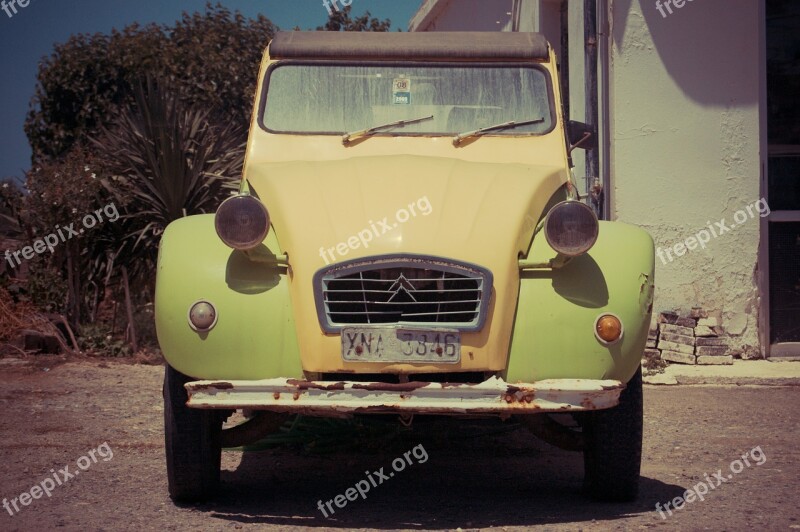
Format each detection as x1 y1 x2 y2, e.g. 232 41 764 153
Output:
452 117 545 146
342 115 434 145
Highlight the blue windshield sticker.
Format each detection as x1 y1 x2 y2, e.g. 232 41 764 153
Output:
392 78 411 105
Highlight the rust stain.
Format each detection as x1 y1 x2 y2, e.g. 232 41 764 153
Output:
639 272 651 294
351 382 429 392
508 402 540 409
293 391 300 400
286 379 346 391
273 392 280 400
191 382 234 391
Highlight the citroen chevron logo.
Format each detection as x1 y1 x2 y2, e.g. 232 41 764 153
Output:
387 274 417 302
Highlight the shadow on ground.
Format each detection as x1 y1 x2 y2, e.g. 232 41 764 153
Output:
189 418 685 529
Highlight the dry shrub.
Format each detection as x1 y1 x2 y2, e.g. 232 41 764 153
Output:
0 287 73 353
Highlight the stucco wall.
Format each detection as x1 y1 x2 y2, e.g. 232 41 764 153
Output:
409 0 513 31
408 0 763 351
609 0 761 348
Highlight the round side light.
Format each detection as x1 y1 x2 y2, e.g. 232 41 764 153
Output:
188 300 218 332
594 313 624 345
544 200 599 257
214 194 270 250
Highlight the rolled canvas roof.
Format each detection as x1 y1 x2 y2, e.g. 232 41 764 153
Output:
269 31 550 61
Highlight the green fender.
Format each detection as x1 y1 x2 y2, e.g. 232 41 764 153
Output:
155 214 302 380
505 220 655 384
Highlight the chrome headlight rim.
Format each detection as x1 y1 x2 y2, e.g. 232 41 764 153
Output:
214 193 270 250
544 200 599 257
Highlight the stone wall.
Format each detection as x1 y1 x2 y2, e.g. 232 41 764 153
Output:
645 310 760 366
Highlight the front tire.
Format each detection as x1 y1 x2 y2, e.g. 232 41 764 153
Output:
583 367 643 501
163 364 222 502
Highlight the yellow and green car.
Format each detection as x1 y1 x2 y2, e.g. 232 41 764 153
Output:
156 31 655 503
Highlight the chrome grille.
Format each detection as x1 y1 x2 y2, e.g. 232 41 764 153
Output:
314 255 492 333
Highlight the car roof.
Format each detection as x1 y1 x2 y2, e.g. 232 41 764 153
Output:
268 31 550 62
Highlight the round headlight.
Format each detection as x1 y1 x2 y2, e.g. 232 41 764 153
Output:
214 194 270 250
595 313 623 345
188 300 217 332
544 200 599 257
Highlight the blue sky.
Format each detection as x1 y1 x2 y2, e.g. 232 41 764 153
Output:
0 0 422 183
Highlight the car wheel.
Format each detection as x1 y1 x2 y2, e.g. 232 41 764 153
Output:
163 364 222 502
582 366 643 501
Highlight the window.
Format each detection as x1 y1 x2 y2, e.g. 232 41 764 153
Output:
262 63 554 136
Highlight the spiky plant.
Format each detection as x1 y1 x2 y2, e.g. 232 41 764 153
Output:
92 77 245 284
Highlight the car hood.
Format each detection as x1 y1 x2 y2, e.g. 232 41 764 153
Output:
247 154 565 269
246 154 566 371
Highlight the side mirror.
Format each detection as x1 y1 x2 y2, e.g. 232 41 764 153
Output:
568 120 597 152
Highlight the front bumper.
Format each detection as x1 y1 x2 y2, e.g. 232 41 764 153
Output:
185 376 624 416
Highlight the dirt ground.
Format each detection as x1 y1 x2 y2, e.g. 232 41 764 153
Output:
0 357 798 531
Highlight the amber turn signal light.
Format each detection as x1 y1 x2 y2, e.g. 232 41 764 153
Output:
594 313 623 345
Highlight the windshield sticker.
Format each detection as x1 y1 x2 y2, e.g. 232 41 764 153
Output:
392 78 411 105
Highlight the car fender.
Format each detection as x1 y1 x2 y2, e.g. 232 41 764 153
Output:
505 220 655 383
155 214 302 380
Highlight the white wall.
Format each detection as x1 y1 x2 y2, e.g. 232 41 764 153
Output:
408 0 763 350
609 0 761 348
409 0 513 31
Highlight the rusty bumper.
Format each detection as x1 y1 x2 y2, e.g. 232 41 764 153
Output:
184 376 624 416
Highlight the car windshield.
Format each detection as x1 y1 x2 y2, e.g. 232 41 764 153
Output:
262 64 554 136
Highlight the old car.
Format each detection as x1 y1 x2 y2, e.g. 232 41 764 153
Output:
156 31 655 503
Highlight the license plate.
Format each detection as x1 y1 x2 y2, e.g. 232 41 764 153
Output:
341 327 461 363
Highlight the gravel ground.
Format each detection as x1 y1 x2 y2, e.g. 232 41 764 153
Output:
0 358 798 531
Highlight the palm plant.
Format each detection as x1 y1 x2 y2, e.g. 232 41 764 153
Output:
92 77 245 285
